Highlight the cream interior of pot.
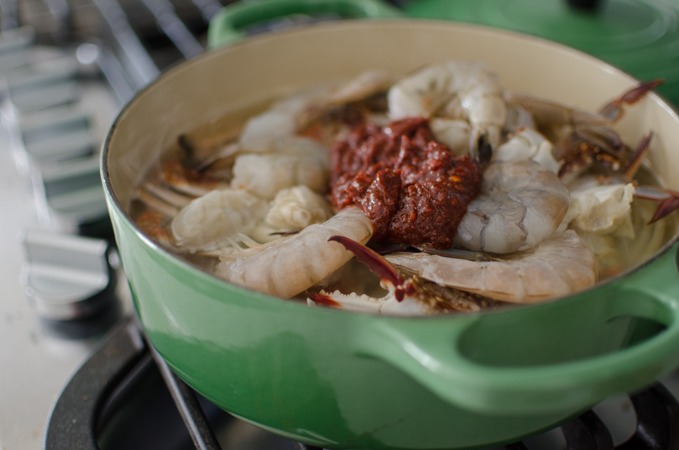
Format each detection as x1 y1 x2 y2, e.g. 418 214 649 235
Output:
104 20 679 244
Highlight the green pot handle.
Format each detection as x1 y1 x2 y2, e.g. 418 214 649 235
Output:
208 0 402 49
356 241 679 416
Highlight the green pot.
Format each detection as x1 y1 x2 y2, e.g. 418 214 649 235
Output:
102 18 679 450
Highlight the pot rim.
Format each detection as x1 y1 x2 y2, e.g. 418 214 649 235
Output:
101 18 679 319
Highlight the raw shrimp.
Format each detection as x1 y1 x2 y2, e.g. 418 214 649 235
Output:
238 90 320 150
239 131 327 153
248 185 333 243
504 104 536 134
230 136 330 199
239 70 392 150
298 71 392 147
388 61 506 158
171 189 269 253
300 69 391 123
264 185 332 229
308 236 490 316
387 230 598 303
453 160 570 254
215 207 374 298
493 128 560 174
157 159 230 197
138 183 333 252
429 118 471 155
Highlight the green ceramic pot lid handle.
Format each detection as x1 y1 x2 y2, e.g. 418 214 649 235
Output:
207 0 402 49
403 0 679 105
356 241 679 416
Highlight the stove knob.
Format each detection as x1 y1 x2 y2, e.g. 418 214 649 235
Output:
6 55 80 113
0 27 33 74
20 105 95 163
21 228 118 321
31 155 112 237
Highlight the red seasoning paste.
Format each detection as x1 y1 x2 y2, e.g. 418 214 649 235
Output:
330 118 481 249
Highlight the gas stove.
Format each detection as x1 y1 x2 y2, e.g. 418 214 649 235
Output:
1 1 679 449
0 0 215 448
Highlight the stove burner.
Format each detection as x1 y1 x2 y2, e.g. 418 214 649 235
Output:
44 317 679 450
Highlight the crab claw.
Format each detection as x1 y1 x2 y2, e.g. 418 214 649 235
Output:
633 185 679 224
307 236 492 316
599 79 664 122
328 234 411 301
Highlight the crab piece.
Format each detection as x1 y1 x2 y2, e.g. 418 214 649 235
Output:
579 131 679 225
178 134 240 173
559 132 652 182
133 132 237 220
159 159 230 197
135 210 174 247
509 80 661 182
148 134 234 198
307 235 492 316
